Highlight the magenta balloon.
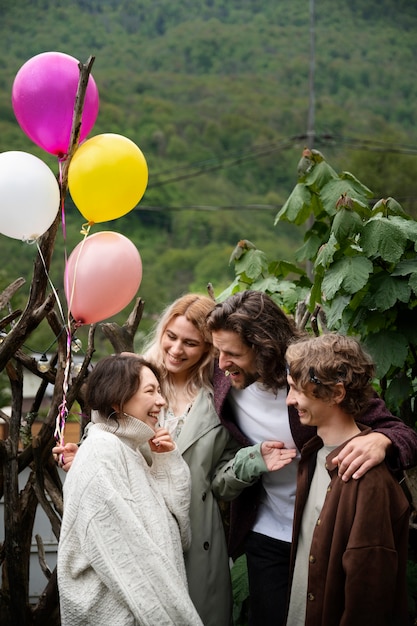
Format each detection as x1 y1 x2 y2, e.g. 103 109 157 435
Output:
12 51 99 156
65 232 142 325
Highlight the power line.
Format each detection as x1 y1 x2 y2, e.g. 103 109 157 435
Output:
147 133 417 189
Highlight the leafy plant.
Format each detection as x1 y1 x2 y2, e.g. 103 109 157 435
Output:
220 149 417 428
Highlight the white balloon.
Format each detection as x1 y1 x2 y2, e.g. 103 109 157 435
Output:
0 151 60 241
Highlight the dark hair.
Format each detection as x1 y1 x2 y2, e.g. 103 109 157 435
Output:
285 333 375 418
85 354 162 419
206 290 303 392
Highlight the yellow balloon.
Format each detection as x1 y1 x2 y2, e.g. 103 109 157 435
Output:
68 133 148 223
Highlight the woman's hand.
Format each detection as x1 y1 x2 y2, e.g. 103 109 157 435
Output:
52 442 79 471
149 427 175 453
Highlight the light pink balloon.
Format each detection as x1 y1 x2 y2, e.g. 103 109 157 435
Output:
65 232 142 325
12 51 99 156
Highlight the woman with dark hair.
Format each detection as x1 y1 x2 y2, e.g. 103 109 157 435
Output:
57 354 202 626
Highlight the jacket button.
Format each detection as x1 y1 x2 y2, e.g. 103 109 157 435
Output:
249 452 255 459
316 518 321 526
203 542 210 550
309 555 316 563
307 593 315 601
201 492 207 501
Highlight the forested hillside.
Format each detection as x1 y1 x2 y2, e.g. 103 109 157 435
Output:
1 0 417 343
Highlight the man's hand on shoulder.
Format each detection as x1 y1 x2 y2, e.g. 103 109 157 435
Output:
332 432 392 481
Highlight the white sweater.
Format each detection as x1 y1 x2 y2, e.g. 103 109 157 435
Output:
58 414 203 626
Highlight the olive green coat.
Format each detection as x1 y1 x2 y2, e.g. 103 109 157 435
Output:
177 389 240 626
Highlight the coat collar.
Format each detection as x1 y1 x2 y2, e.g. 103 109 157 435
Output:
176 389 220 454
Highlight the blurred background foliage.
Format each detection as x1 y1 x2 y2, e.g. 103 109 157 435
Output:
0 0 417 355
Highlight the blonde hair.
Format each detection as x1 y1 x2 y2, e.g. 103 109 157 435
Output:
142 294 216 407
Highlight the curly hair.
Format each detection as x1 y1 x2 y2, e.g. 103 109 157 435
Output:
285 333 375 418
142 293 216 406
206 290 304 393
86 354 161 419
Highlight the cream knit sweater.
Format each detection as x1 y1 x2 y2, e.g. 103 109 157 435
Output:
58 414 203 626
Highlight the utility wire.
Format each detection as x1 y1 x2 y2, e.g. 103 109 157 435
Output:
147 133 417 189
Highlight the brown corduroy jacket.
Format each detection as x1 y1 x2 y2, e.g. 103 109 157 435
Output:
288 426 410 626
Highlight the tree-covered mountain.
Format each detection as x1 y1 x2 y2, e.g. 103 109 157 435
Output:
0 0 417 341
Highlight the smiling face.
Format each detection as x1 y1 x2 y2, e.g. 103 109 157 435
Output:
286 374 334 429
211 329 259 389
121 366 166 431
161 315 208 380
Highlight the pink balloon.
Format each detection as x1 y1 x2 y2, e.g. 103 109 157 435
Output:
65 232 142 325
12 51 99 156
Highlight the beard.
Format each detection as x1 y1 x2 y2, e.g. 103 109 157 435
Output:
227 368 259 390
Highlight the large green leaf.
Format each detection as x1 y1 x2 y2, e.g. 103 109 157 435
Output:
388 215 417 243
339 171 374 199
364 331 409 379
371 197 409 219
331 208 363 243
321 256 373 299
295 232 322 262
267 260 306 278
314 232 339 268
363 273 411 311
320 179 370 217
360 216 407 263
235 249 268 280
274 183 312 225
391 258 417 276
385 374 413 415
322 295 350 329
304 161 338 194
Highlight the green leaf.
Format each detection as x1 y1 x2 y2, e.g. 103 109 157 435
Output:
371 197 409 219
409 272 417 296
314 232 339 268
385 374 413 415
267 260 306 278
388 215 417 243
360 308 397 333
235 249 268 280
216 278 242 302
391 258 417 276
320 179 370 217
251 276 285 293
275 183 312 225
322 295 350 329
361 216 407 263
321 256 373 299
339 171 374 198
331 207 363 242
363 273 411 311
295 232 323 262
304 161 338 193
363 331 409 379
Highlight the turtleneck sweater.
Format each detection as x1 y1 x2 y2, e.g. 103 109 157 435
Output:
58 414 203 626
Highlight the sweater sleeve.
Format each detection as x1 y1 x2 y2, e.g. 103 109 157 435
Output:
150 447 192 551
360 395 417 470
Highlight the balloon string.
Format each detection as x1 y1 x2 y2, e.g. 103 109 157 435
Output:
54 329 72 447
65 224 90 319
56 225 91 450
36 242 67 327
